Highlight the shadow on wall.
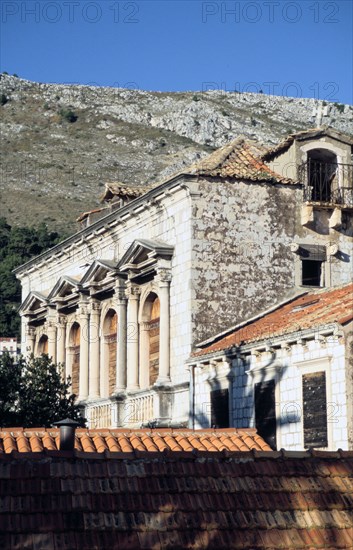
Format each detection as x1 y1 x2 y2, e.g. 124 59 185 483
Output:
191 348 294 451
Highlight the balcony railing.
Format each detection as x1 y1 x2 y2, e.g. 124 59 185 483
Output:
85 391 157 429
123 392 155 426
86 399 114 429
299 160 353 207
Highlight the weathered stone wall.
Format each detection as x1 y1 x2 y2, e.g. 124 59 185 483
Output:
190 178 302 344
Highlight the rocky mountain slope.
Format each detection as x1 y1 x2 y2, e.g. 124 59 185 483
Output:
1 74 352 233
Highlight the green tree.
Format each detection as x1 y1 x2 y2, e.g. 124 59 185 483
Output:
0 353 85 427
0 352 22 426
0 218 63 338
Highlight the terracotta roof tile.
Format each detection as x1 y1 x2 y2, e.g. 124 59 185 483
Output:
262 126 353 162
194 282 353 357
185 136 297 184
101 182 151 203
2 432 353 548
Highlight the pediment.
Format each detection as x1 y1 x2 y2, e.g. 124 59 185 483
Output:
117 239 174 273
81 260 117 286
48 276 82 301
19 292 48 314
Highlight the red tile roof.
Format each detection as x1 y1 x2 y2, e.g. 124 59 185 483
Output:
194 283 353 357
262 126 353 162
185 137 297 184
0 428 271 454
1 450 353 549
100 182 151 203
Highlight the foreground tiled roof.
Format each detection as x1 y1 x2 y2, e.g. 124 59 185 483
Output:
0 428 271 454
1 450 353 549
185 137 297 184
194 283 353 357
262 126 353 162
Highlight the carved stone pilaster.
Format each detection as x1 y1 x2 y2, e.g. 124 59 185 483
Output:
156 267 171 385
56 314 67 366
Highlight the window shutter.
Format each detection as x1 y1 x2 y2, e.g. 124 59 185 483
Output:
302 371 328 448
255 380 277 450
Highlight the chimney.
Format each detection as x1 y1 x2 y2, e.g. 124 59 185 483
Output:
54 418 80 451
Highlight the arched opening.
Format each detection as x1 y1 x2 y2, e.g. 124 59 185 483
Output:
103 309 118 396
307 148 338 202
37 335 48 355
69 322 80 396
141 293 160 387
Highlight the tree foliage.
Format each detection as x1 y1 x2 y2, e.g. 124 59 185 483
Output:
0 218 63 338
0 353 85 427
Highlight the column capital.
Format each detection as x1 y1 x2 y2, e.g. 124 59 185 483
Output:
125 282 141 299
89 299 101 313
78 302 89 317
47 320 58 332
26 325 35 336
114 282 128 303
57 314 67 326
156 267 172 285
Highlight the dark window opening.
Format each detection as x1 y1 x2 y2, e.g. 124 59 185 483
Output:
301 259 322 287
210 389 229 428
255 380 277 450
302 371 328 448
307 149 338 203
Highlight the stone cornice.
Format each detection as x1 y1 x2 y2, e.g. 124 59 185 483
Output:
13 174 193 278
188 323 341 364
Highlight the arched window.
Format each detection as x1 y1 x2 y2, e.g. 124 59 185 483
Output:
307 149 337 202
37 335 48 355
103 309 118 396
69 322 80 396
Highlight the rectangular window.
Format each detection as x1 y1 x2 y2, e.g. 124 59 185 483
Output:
299 244 326 287
302 371 328 448
255 380 277 450
302 259 322 286
210 389 229 428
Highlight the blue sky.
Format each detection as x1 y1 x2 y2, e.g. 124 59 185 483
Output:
1 0 352 103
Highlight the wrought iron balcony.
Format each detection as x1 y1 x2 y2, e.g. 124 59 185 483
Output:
299 160 353 207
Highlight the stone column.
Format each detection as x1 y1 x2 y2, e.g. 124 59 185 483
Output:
115 283 127 392
65 322 73 382
47 321 57 362
125 283 140 391
56 315 66 365
139 321 150 388
156 267 172 384
89 300 101 399
25 325 35 358
78 303 89 401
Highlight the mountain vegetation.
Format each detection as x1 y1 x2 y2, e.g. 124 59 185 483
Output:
1 73 352 234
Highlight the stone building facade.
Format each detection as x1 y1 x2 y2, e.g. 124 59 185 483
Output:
15 127 353 433
188 283 353 451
